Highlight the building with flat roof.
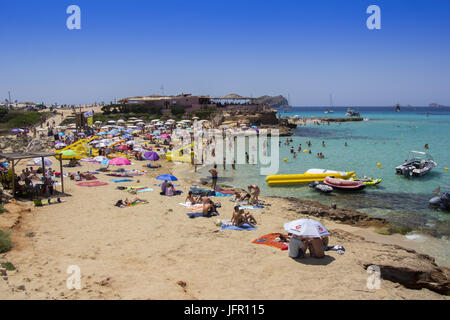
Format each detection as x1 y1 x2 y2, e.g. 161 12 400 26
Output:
118 93 269 113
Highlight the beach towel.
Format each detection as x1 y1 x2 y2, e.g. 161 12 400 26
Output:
213 191 233 197
239 205 263 210
221 223 257 231
76 181 108 187
179 202 203 208
252 233 289 251
107 173 133 177
215 188 235 195
134 188 153 193
187 212 219 218
119 200 148 208
110 179 133 183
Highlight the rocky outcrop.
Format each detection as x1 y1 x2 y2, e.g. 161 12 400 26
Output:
221 110 296 136
253 95 289 108
361 244 450 295
283 197 387 227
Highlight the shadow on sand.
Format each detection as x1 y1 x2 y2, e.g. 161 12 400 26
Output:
293 255 336 266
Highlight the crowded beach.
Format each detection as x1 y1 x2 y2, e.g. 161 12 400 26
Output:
0 107 449 300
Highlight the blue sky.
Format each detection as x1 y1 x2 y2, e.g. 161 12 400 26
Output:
1 0 449 106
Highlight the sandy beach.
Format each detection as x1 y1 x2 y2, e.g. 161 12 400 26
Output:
0 153 448 300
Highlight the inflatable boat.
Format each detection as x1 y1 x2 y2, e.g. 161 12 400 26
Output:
429 187 450 211
266 168 355 186
324 176 365 191
309 181 333 193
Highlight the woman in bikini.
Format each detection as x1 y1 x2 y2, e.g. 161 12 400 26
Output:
185 191 200 204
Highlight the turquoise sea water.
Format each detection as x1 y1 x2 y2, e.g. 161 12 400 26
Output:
198 107 450 238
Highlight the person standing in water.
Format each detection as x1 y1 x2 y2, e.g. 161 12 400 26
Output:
209 165 219 190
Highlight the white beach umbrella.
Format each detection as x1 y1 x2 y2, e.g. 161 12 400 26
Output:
284 219 330 238
33 157 53 167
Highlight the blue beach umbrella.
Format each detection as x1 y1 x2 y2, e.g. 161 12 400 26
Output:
156 174 178 181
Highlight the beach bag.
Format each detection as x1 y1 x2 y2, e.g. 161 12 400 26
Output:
308 238 325 258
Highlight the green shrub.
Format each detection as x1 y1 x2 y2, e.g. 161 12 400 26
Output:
0 229 12 253
0 262 15 270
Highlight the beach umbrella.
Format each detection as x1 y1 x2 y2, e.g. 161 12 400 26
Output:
94 156 108 162
117 145 129 151
95 142 107 148
144 151 160 161
284 219 330 238
33 157 53 166
11 129 23 133
58 132 65 136
160 134 171 139
108 157 131 166
156 174 178 181
98 131 106 135
60 150 78 157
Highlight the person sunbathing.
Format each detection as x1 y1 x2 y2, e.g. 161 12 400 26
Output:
243 210 257 225
68 158 80 167
185 191 201 204
232 208 255 228
202 198 218 217
77 171 96 180
124 197 147 205
231 191 242 203
115 198 148 207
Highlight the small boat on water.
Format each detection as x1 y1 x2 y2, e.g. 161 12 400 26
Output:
395 151 437 177
266 168 355 186
395 104 401 112
429 186 450 211
350 176 382 186
324 176 365 191
345 108 360 117
324 109 334 114
309 181 333 193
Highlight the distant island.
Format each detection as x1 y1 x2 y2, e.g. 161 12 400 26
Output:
429 103 446 107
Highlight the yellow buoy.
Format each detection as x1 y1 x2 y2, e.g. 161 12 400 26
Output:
303 149 308 152
445 168 448 171
283 158 287 162
377 163 381 167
